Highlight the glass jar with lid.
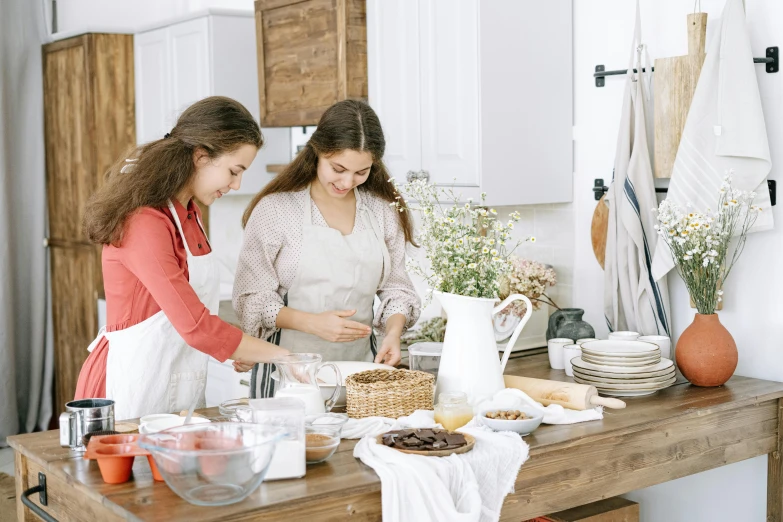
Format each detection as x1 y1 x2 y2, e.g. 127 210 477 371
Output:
433 391 474 431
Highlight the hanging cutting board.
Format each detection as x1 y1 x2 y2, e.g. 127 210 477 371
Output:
654 13 708 178
591 195 609 269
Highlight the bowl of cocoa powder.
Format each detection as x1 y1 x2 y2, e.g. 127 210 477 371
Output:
305 426 341 464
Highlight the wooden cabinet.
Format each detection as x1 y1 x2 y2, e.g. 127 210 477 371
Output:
254 0 368 127
42 34 135 411
135 12 289 197
367 0 573 206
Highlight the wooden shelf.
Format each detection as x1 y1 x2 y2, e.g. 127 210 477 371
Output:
267 163 288 175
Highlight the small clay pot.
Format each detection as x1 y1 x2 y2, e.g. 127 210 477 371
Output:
95 445 136 484
99 435 137 445
146 455 164 482
676 313 738 387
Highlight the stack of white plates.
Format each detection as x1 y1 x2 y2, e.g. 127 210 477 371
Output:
571 340 676 397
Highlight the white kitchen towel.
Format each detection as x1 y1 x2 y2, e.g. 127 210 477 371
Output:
479 388 603 424
652 0 773 281
353 421 529 522
342 410 442 439
604 0 672 337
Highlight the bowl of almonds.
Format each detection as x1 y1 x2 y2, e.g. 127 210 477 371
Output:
479 407 543 436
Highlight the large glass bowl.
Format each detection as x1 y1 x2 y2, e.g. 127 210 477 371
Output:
138 422 284 506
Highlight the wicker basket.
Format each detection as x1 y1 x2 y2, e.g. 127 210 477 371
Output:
345 369 435 419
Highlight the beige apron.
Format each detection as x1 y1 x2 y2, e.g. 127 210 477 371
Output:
251 186 389 398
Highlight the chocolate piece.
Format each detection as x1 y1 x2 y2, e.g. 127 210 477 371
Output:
444 433 466 446
381 428 468 453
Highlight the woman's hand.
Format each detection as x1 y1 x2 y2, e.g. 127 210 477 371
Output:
375 313 406 366
232 360 255 373
375 336 402 366
308 310 372 343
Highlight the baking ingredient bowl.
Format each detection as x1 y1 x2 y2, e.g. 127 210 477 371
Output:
218 398 250 420
305 425 341 464
304 413 349 436
478 407 544 436
140 415 210 434
138 422 284 506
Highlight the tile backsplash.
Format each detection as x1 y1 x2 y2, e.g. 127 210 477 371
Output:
210 196 575 350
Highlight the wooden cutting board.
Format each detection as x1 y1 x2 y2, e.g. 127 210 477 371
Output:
591 195 609 269
654 13 708 179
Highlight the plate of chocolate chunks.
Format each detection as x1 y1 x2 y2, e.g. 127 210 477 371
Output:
377 429 475 456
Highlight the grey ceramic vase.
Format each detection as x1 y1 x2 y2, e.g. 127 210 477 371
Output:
546 308 595 341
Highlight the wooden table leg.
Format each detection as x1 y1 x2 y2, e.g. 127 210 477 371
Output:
15 451 34 522
768 398 783 522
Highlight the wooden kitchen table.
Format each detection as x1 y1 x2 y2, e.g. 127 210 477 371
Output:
10 351 783 521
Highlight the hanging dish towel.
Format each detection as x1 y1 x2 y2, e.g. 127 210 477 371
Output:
652 0 773 280
354 420 529 522
604 0 672 337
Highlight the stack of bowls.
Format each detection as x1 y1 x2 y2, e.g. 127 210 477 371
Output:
571 340 676 397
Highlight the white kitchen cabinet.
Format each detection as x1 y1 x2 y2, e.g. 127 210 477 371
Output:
367 0 573 206
134 10 290 196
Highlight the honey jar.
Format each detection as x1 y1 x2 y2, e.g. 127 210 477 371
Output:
433 391 474 431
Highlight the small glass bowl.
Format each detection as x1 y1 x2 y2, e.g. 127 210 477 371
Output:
305 425 341 464
304 413 349 436
218 398 250 420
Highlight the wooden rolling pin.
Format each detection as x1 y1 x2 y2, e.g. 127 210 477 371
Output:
504 375 626 410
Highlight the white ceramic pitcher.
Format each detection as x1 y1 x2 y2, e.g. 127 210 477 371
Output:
434 291 533 407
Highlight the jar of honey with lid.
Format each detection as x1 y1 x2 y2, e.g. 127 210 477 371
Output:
434 391 474 431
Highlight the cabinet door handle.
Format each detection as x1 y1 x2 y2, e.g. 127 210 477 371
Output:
239 379 250 387
406 170 430 182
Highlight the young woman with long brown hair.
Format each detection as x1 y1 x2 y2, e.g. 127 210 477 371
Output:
233 99 421 398
75 96 288 420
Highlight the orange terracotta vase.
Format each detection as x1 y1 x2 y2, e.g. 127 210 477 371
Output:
675 314 737 387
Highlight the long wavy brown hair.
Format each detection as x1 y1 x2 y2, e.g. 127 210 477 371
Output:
242 99 416 245
84 96 263 246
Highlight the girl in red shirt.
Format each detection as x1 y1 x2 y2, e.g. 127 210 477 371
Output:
75 96 287 420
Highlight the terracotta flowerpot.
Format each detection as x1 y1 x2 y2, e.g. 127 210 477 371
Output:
676 314 737 387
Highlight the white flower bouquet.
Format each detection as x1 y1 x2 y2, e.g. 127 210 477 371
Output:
499 257 559 318
391 180 533 300
654 174 761 315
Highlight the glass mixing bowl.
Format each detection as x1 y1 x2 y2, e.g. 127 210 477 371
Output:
139 422 284 506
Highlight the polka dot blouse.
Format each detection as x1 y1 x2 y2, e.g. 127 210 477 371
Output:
233 186 421 341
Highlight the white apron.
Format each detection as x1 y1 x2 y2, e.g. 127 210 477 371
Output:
252 186 389 398
90 200 220 421
603 0 671 337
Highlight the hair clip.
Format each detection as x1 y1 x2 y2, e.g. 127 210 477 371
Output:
164 132 171 139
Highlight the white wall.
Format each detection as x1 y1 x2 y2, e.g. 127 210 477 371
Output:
574 1 782 520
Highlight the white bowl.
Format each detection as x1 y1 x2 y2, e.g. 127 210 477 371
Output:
140 413 180 425
140 415 210 434
478 407 544 436
271 361 394 407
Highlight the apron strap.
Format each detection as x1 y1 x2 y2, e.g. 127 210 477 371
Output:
358 192 392 288
167 200 193 254
167 199 212 254
303 185 313 226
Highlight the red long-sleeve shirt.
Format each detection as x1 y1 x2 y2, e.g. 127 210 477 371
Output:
74 199 242 400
